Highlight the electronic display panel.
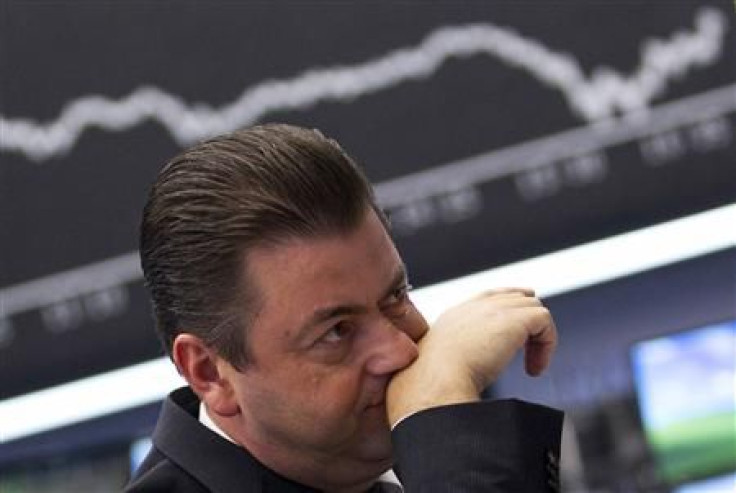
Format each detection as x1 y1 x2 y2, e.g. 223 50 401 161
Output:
631 320 736 485
2 1 734 398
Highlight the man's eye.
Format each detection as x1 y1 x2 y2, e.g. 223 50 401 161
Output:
320 322 353 344
384 284 413 317
391 284 412 302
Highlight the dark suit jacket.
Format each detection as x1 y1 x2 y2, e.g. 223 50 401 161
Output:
125 387 562 492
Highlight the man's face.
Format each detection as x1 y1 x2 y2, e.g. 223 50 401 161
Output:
221 209 428 486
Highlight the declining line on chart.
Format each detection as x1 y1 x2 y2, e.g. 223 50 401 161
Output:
0 7 728 161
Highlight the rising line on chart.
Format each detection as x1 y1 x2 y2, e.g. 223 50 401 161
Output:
0 7 728 161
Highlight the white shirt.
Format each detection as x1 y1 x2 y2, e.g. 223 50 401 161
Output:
199 402 236 444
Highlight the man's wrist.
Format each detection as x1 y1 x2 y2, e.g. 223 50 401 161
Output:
387 377 479 426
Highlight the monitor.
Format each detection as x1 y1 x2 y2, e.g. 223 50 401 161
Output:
631 319 736 486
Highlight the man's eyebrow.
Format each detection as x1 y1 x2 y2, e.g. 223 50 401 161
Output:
310 304 366 326
300 263 409 333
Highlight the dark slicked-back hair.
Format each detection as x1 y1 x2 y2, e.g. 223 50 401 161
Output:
140 124 384 368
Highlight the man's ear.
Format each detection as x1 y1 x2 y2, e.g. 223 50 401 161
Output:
172 333 239 417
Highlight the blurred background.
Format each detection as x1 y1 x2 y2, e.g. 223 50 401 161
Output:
1 1 734 491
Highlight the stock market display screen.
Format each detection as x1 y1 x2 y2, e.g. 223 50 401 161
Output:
2 2 735 398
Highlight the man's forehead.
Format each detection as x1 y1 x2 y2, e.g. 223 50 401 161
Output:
243 213 404 318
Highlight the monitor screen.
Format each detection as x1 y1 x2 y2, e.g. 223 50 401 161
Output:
631 319 736 485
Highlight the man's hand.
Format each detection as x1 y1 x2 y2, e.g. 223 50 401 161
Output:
387 288 558 426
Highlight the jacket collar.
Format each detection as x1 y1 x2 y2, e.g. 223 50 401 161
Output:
154 387 319 493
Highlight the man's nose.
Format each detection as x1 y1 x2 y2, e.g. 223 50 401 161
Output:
364 318 420 376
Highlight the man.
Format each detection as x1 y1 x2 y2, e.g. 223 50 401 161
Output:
126 124 562 492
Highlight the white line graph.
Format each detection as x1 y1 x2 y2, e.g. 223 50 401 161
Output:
0 7 728 161
1 82 735 320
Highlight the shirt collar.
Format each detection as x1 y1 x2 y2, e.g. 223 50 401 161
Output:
199 401 237 444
